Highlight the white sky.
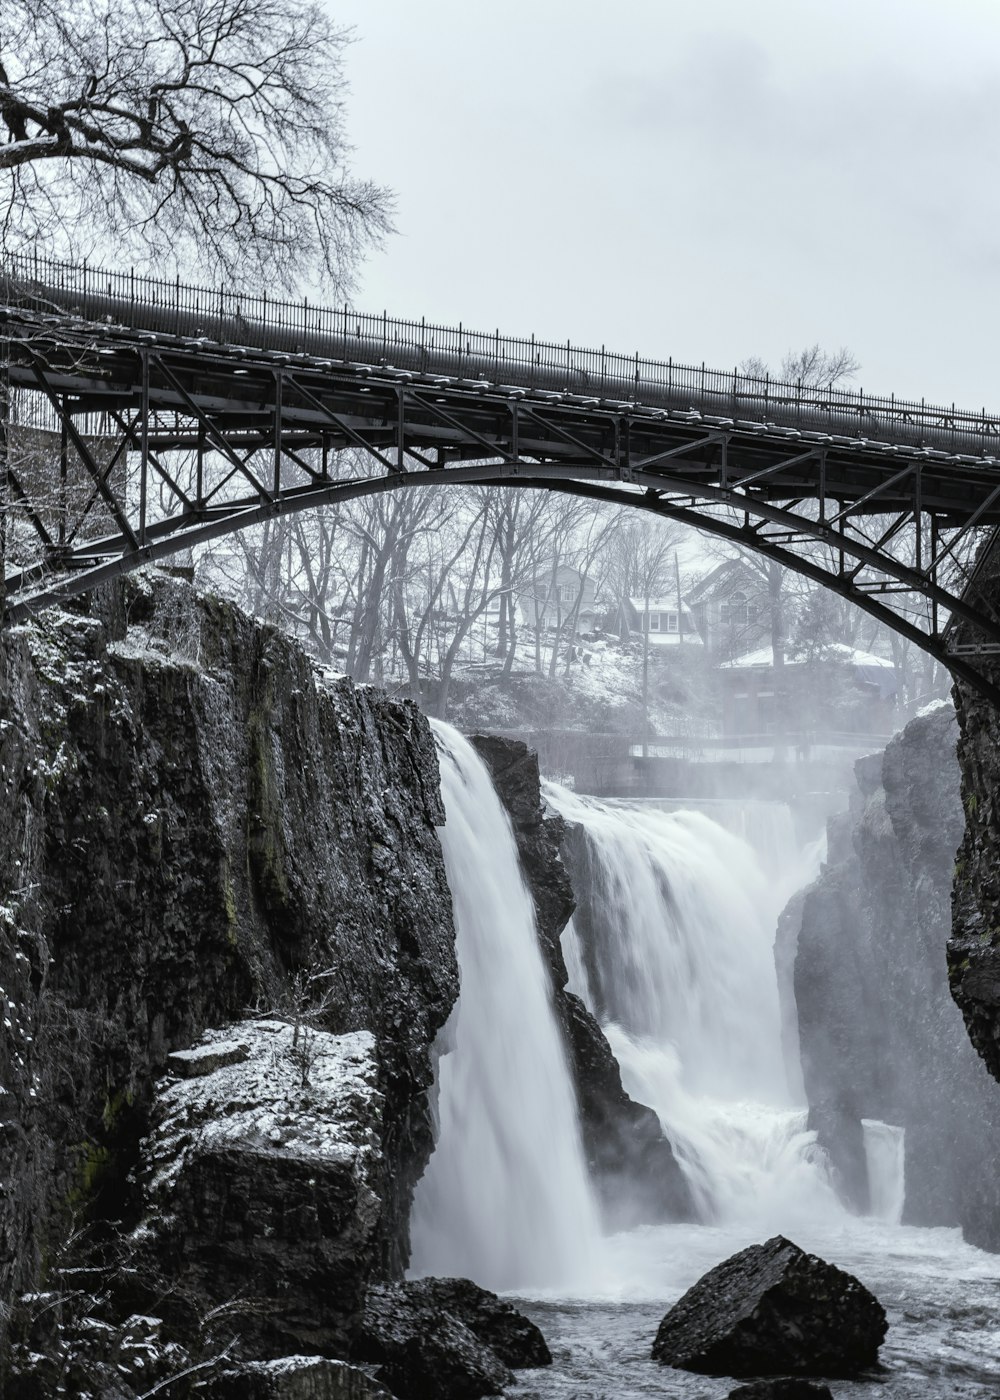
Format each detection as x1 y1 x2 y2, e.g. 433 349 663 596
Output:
327 0 1000 413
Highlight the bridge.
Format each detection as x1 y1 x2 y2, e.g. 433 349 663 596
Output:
3 253 1000 701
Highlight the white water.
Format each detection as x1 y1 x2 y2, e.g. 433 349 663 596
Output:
863 1118 906 1225
413 759 1000 1395
547 785 842 1229
409 724 601 1291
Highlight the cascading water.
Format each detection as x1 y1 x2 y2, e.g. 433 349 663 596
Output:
411 758 1000 1398
548 785 844 1230
409 724 601 1291
862 1119 906 1225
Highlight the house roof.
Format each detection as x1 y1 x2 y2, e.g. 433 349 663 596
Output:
626 597 695 615
720 643 898 697
684 558 760 604
720 643 894 670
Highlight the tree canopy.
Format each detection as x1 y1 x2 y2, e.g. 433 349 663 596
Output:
0 0 393 290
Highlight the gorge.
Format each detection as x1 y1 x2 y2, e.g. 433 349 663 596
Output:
4 572 1000 1398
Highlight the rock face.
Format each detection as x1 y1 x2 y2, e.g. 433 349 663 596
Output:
354 1276 550 1399
0 575 458 1370
949 546 1000 1100
651 1235 886 1378
142 1021 384 1357
468 734 695 1228
784 707 1000 1243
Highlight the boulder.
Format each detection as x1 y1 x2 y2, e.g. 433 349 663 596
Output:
651 1235 886 1378
141 1021 385 1357
728 1383 834 1400
384 1277 550 1368
354 1277 550 1399
199 1356 393 1398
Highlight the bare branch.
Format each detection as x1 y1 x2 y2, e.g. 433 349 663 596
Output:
0 0 394 291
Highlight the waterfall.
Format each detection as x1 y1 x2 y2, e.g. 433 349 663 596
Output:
862 1119 906 1225
409 724 601 1291
547 784 843 1231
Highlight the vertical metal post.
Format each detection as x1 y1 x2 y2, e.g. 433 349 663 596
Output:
914 467 922 575
197 425 205 504
139 351 150 546
511 400 519 473
930 514 940 635
273 370 283 495
59 407 69 547
397 386 405 472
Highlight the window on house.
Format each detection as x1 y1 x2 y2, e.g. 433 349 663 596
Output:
722 591 749 627
646 611 661 631
558 583 577 604
666 611 679 633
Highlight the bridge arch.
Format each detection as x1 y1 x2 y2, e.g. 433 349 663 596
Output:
3 254 1000 703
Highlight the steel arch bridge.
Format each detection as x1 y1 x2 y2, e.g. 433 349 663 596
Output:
3 254 1000 701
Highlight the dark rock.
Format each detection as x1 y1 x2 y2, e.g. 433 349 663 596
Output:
0 574 458 1357
383 1277 550 1368
199 1355 394 1398
784 706 1000 1244
167 1038 250 1077
142 1022 384 1358
728 1382 834 1400
950 536 1000 1100
355 1279 515 1399
467 735 574 987
651 1235 886 1378
560 991 695 1227
470 734 695 1228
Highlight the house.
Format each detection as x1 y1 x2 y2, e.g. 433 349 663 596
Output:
514 564 598 635
620 596 701 647
717 643 899 737
684 559 771 659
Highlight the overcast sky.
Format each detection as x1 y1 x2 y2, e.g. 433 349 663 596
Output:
327 0 1000 413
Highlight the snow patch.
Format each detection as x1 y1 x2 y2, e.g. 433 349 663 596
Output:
145 1020 382 1196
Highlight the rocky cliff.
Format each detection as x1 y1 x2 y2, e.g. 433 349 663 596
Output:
948 543 1000 1092
0 574 459 1379
469 735 695 1229
785 707 1000 1244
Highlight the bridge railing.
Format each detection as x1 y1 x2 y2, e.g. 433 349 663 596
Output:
4 250 1000 454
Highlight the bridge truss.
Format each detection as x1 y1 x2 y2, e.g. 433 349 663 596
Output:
3 255 1000 701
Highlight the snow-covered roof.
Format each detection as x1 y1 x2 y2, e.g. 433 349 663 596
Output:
720 643 895 671
627 597 695 614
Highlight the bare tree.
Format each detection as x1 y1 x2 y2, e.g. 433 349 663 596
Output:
0 0 393 290
741 345 860 389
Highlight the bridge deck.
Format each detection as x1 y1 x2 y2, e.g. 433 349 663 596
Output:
3 255 1000 703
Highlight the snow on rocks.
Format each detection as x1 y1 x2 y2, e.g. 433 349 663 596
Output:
200 1353 394 1398
140 1020 385 1357
146 1020 382 1194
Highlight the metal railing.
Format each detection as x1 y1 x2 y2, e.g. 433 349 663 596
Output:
3 250 1000 455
